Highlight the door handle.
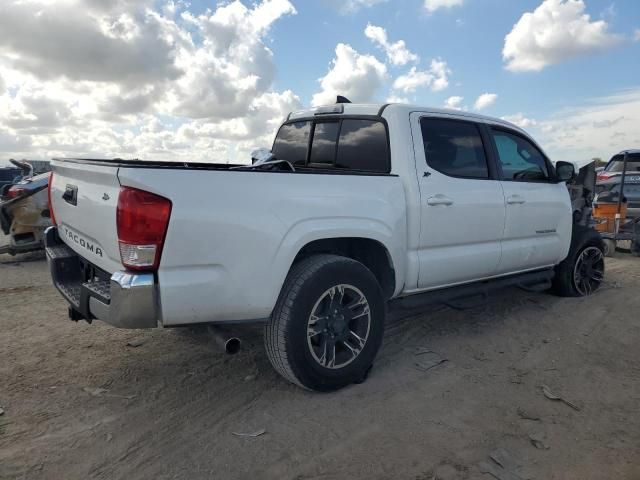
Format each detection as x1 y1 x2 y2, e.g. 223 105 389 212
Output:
427 195 453 206
507 195 525 205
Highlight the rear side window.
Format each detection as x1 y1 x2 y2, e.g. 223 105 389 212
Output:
336 119 389 172
420 118 489 179
491 129 549 181
272 121 311 166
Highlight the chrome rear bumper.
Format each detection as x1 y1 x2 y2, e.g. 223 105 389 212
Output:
45 226 159 329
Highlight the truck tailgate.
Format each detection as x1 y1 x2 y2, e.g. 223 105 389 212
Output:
50 160 123 273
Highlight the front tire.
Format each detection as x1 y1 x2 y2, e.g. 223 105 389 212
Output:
552 226 605 297
265 254 385 391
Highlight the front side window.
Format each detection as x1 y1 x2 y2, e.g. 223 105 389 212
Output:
491 129 549 181
420 118 489 179
272 121 311 166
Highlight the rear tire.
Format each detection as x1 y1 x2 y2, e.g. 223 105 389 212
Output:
552 226 605 297
264 254 385 391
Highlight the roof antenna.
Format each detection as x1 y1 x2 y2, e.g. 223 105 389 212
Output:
336 95 352 104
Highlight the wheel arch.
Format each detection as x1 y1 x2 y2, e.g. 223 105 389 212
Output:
292 237 397 299
266 218 406 319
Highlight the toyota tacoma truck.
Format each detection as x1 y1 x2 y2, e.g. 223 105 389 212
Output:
45 102 605 391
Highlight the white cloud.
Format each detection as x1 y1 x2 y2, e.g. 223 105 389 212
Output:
634 29 640 42
312 43 387 106
444 96 464 110
392 60 450 93
0 0 299 163
330 0 388 14
365 24 418 66
386 94 410 104
474 93 498 110
424 0 464 13
503 0 621 72
501 113 537 128
537 88 640 162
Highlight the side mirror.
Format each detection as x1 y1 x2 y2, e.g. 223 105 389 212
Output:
556 161 575 183
251 148 274 165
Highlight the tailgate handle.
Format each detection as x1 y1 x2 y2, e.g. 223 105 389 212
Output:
62 185 78 206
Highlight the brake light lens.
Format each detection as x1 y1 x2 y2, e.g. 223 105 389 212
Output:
597 172 613 181
6 186 27 199
47 172 57 225
117 187 172 271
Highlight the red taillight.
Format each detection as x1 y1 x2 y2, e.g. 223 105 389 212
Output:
47 172 57 225
597 173 612 181
116 187 172 271
6 186 26 199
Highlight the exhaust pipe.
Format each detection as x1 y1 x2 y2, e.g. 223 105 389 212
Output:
208 326 241 355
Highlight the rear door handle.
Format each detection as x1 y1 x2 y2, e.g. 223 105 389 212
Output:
507 195 525 205
427 195 453 206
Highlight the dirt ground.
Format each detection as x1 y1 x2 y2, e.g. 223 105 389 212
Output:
1 243 639 480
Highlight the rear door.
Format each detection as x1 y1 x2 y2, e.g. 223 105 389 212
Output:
50 160 124 273
411 113 506 289
488 127 572 273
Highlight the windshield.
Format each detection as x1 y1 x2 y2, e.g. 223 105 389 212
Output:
605 155 640 173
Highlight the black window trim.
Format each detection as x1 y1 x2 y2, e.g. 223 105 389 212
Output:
487 125 558 184
272 115 392 174
419 116 499 181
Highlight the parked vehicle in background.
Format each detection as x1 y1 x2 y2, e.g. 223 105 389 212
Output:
0 172 52 255
596 150 640 220
44 101 604 391
0 166 24 194
597 150 640 182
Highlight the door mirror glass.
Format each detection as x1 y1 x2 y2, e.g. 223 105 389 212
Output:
556 161 575 182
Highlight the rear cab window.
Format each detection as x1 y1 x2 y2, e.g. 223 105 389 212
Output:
272 117 390 174
605 155 640 173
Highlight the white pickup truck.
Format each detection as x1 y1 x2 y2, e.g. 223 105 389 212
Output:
45 102 605 391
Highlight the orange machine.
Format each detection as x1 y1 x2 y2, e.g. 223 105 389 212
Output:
593 201 627 233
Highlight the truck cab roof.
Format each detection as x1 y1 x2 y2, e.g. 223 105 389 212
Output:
287 102 526 133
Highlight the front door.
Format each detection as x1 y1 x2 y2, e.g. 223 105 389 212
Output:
411 113 506 289
488 127 572 273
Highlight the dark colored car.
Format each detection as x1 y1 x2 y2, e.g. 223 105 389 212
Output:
595 151 640 219
0 167 23 194
597 150 640 182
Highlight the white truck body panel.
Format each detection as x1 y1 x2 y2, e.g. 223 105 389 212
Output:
498 180 572 273
47 103 574 328
50 161 123 274
118 167 408 325
409 111 506 288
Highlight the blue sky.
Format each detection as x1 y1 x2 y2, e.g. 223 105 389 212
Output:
0 0 638 164
274 0 639 120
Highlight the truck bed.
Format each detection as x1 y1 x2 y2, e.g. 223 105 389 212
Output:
49 157 407 326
